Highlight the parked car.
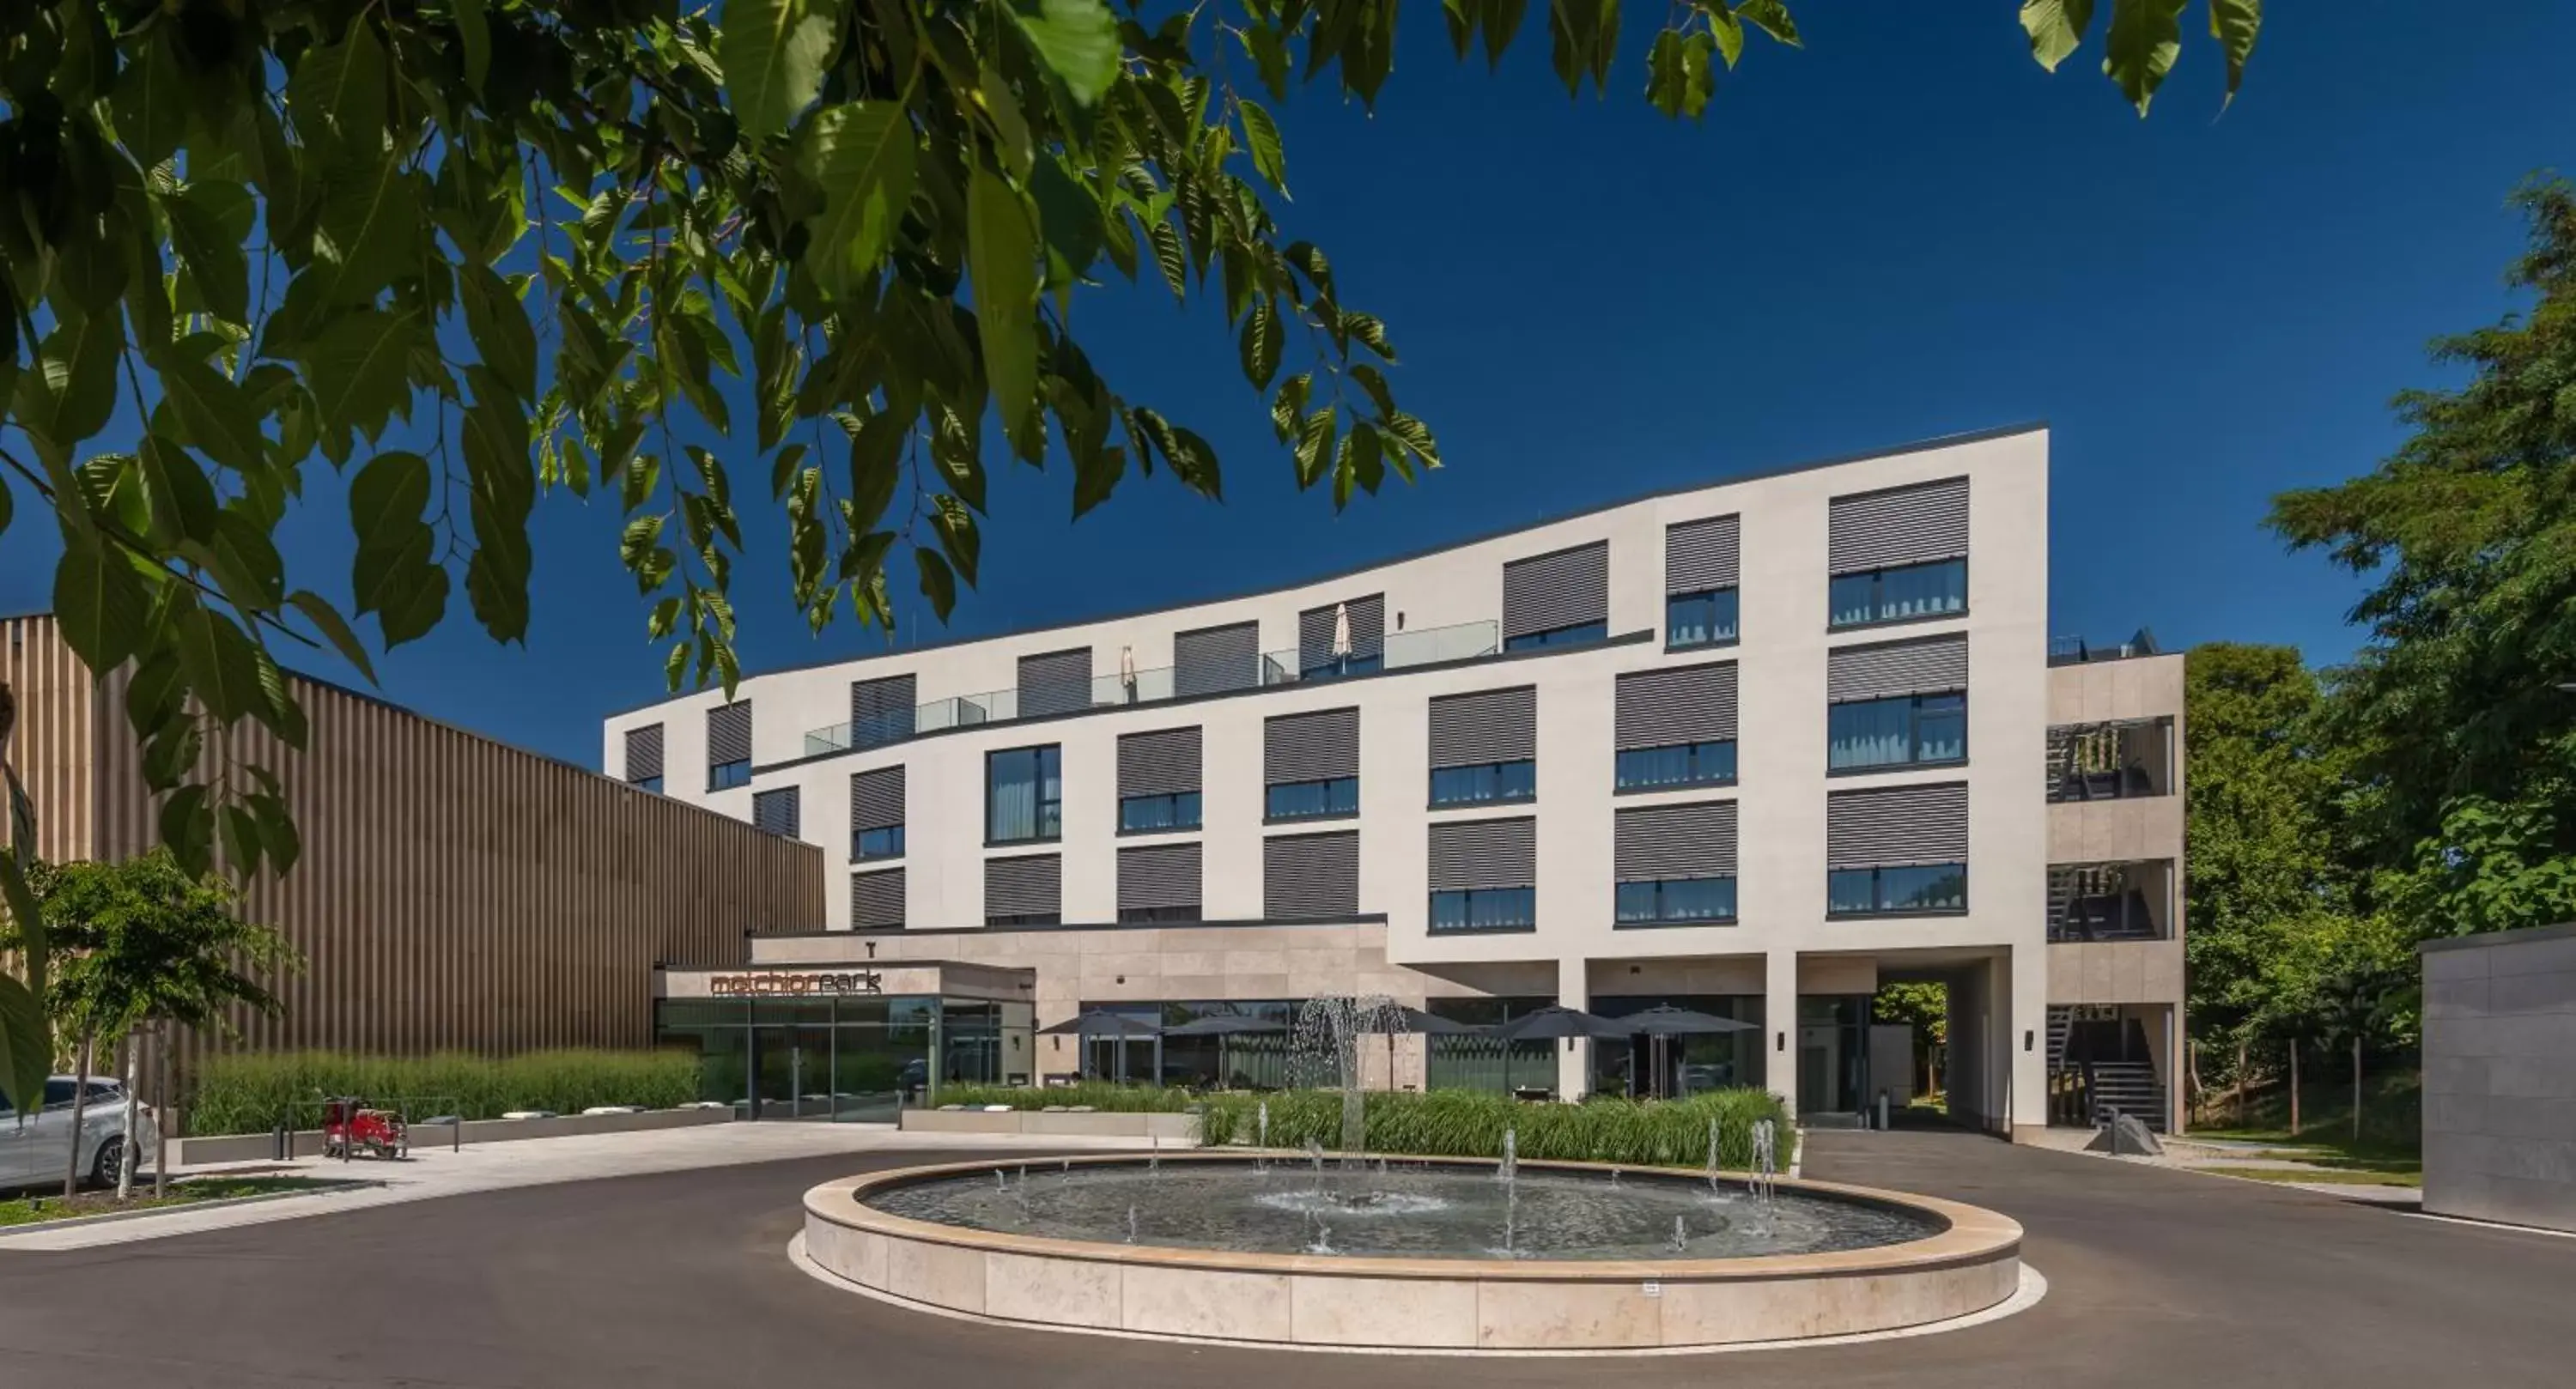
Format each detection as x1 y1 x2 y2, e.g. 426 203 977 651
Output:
0 1076 159 1192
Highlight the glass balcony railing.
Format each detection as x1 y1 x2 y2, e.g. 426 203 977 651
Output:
799 618 1504 757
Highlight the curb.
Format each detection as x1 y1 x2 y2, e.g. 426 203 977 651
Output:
0 1180 378 1240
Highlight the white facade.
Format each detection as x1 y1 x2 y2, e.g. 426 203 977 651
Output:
607 425 2184 1137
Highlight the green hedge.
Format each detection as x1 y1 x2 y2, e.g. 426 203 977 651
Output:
928 1084 1793 1169
1200 1089 1795 1168
188 1050 702 1136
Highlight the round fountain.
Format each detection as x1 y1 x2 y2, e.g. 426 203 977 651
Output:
796 999 2025 1352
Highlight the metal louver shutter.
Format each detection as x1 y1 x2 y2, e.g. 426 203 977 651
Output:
850 767 905 832
850 675 917 749
1265 707 1360 784
1427 816 1537 892
1502 541 1609 639
1826 782 1969 869
1615 801 1738 880
1614 663 1737 749
1118 728 1201 797
1173 622 1261 697
1665 516 1741 593
1828 477 1970 573
1118 843 1202 913
707 701 753 765
751 786 800 837
1018 648 1093 718
985 854 1062 917
623 725 664 782
1828 635 1969 703
1298 594 1387 665
1264 832 1359 919
1428 687 1537 767
851 868 904 929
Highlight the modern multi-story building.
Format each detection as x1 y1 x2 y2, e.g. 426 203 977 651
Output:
616 423 2187 1139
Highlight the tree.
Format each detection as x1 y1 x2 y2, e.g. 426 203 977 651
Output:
17 850 300 1198
1871 980 1946 1097
0 0 2269 1058
2269 180 2576 931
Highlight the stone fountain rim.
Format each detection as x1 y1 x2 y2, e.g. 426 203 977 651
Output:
811 1151 2020 1283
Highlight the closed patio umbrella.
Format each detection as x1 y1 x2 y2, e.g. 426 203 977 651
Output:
1331 602 1352 664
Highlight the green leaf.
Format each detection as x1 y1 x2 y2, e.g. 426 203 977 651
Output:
349 450 432 557
249 789 302 876
53 531 151 672
2101 0 2186 115
17 316 121 455
2208 0 2261 105
221 802 265 879
1031 155 1104 289
2019 0 2097 71
137 434 220 546
931 495 981 585
454 0 492 91
799 103 918 300
156 352 269 479
0 840 48 980
0 973 50 1122
846 409 906 530
1008 0 1123 106
1239 99 1289 195
171 597 266 725
1645 30 1688 118
720 0 840 140
1735 0 1802 46
969 165 1043 459
110 28 190 167
461 265 538 403
1710 6 1745 68
1239 297 1284 389
914 546 957 620
347 451 448 646
288 590 378 683
163 181 255 325
1293 407 1337 488
313 154 423 306
206 509 289 611
299 308 423 458
159 783 216 876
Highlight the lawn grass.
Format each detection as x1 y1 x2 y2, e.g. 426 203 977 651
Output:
0 1175 346 1228
2209 1166 2422 1188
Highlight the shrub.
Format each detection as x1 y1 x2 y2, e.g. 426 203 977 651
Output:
187 1049 702 1135
1199 1088 1795 1168
933 1081 1199 1113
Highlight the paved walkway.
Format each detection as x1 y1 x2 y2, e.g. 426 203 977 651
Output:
0 1126 2568 1386
0 1121 1150 1251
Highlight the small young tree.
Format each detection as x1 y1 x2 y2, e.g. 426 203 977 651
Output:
37 852 301 1199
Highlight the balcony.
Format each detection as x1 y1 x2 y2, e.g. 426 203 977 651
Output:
2047 860 2173 943
2048 628 2160 667
802 619 1501 758
2046 718 2174 802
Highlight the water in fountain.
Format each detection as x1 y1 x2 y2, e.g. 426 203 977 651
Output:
1497 1126 1518 1184
1671 1215 1687 1254
1289 994 1409 1168
1256 1100 1270 1167
1126 1204 1139 1243
994 1169 1007 1192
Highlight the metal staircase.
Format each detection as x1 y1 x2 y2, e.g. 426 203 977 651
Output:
2087 1060 2167 1131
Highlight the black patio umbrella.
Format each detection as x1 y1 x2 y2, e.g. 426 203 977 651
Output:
1622 1005 1758 1036
1355 1005 1487 1036
1036 1010 1163 1037
1489 1005 1630 1041
1160 1014 1288 1036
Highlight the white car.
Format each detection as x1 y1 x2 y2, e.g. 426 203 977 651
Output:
0 1076 160 1191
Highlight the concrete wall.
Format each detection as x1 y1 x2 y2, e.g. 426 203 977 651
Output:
2421 925 2576 1233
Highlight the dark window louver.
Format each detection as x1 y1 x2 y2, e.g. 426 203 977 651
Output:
1265 707 1360 784
1827 635 1969 703
1117 843 1202 913
1172 622 1261 697
1665 516 1741 593
849 767 905 832
1428 687 1537 767
1427 816 1537 892
1298 595 1386 665
985 853 1062 917
1264 831 1359 919
849 674 917 749
1828 477 1970 573
1826 782 1969 868
1118 728 1202 797
1502 541 1609 639
1615 801 1739 879
1614 663 1738 748
623 725 664 783
751 786 799 837
707 701 753 765
1017 648 1093 718
851 868 904 929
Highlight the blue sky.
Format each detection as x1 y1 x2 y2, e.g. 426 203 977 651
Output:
4 5 2572 768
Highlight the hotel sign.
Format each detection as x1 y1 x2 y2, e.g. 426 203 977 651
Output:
709 970 884 998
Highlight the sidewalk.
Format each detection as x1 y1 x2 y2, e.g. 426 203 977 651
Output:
1 1121 1151 1252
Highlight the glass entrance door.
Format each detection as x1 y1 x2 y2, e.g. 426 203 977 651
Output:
752 1026 834 1119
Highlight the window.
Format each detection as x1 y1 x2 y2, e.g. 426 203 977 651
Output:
1120 791 1202 834
1301 651 1384 681
854 826 906 860
1666 588 1740 649
1267 776 1358 821
634 775 664 794
624 725 665 792
1117 903 1200 924
1829 558 1966 628
706 701 752 789
1615 740 1737 791
1828 692 1966 771
987 745 1062 843
1504 620 1607 652
1827 863 1967 917
708 760 750 791
1615 876 1738 925
987 910 1063 927
1300 595 1388 680
751 787 800 837
1430 760 1535 807
1430 886 1537 932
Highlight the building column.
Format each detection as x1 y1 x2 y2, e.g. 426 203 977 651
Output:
2009 943 2049 1141
1556 955 1589 1100
1765 949 1799 1122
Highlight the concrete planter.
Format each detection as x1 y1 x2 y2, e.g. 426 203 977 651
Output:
898 1108 1200 1141
167 1106 732 1166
